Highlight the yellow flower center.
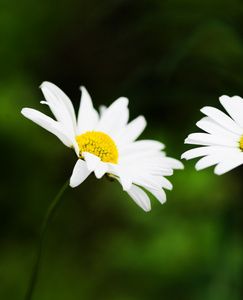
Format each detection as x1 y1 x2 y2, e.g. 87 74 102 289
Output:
240 135 243 150
75 131 119 164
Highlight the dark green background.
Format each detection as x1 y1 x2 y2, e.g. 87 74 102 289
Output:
1 0 243 299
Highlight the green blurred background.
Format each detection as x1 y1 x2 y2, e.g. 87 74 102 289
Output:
1 0 243 299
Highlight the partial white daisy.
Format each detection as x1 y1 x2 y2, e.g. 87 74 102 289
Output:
22 81 183 211
182 95 243 175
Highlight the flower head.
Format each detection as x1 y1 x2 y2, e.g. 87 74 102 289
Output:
182 95 243 175
22 82 183 211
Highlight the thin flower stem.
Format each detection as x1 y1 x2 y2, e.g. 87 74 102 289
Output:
25 179 70 300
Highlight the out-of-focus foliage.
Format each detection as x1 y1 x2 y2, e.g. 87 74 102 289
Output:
1 0 243 299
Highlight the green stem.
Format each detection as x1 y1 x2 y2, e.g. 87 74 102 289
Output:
25 179 70 300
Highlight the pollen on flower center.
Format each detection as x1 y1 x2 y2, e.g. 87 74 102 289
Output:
75 131 119 164
240 135 243 151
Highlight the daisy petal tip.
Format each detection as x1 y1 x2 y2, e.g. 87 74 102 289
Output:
157 198 166 205
144 206 151 212
21 108 33 118
176 160 184 169
196 120 202 128
118 96 129 106
195 163 205 171
200 106 212 114
69 181 77 188
21 108 27 115
122 181 133 192
213 166 227 176
39 82 44 89
138 115 147 127
219 95 229 101
140 201 151 212
170 159 184 169
184 137 192 144
160 198 166 205
69 177 81 188
181 151 191 160
79 85 87 92
39 81 51 90
180 153 186 159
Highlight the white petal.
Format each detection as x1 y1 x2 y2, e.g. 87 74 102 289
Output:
94 161 108 179
185 133 239 147
128 171 163 190
114 115 147 146
119 140 165 156
95 97 129 136
110 165 133 191
214 155 243 175
146 187 167 204
138 165 173 176
159 157 184 170
82 152 101 172
200 106 242 134
99 105 107 117
118 150 174 175
118 150 163 165
118 147 168 168
219 95 243 128
182 147 207 160
160 177 173 190
40 81 77 137
196 117 240 140
181 146 240 160
21 108 74 147
118 154 174 175
70 159 91 187
77 86 99 134
72 140 80 157
126 184 151 212
195 154 228 171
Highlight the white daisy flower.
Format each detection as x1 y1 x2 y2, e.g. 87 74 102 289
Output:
182 95 243 175
22 81 183 211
